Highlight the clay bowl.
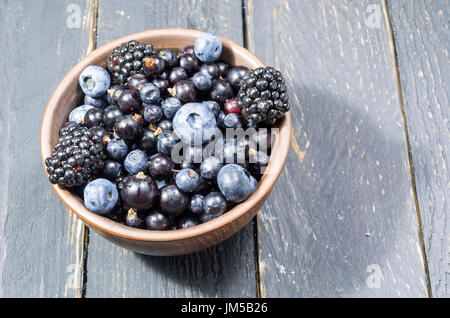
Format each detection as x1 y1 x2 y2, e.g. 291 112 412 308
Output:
40 28 291 256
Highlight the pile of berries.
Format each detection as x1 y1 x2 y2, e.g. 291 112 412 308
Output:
45 33 289 230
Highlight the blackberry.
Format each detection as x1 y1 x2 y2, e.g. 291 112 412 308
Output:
107 40 157 86
237 66 290 126
45 125 106 188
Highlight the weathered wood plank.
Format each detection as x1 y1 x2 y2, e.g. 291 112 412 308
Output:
84 0 256 298
245 0 428 297
388 0 449 298
0 0 97 297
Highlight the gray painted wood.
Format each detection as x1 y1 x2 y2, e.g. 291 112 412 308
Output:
84 0 256 298
0 0 97 297
245 0 429 297
388 0 449 298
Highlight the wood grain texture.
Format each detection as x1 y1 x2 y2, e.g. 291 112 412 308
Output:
388 0 449 298
84 0 256 297
245 0 428 297
0 0 97 297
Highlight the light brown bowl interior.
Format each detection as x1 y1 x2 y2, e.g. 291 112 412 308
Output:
40 28 291 254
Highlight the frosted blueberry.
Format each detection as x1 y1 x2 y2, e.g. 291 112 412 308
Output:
194 33 222 63
84 178 118 215
217 164 258 203
79 65 111 98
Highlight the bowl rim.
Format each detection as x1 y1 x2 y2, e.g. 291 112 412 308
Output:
40 28 292 243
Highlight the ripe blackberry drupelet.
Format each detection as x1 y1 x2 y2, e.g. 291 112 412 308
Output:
45 124 106 188
237 66 290 126
107 40 157 86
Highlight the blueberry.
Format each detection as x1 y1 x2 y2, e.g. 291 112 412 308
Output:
175 168 201 192
84 178 118 214
158 119 173 131
139 83 160 104
84 95 107 109
194 33 222 63
223 113 243 128
200 156 223 180
202 101 220 118
217 164 258 203
69 105 94 125
189 194 204 214
202 191 227 217
172 102 217 145
124 149 148 174
156 130 179 156
143 104 163 124
161 97 182 119
106 138 128 161
176 215 199 229
217 111 226 129
79 66 111 98
191 72 212 91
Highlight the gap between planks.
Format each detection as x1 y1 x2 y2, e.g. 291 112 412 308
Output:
382 0 432 298
241 0 262 298
80 0 99 298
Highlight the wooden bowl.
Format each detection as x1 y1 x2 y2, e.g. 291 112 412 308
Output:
40 28 291 256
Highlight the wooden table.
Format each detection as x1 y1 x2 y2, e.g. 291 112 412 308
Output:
0 0 447 298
